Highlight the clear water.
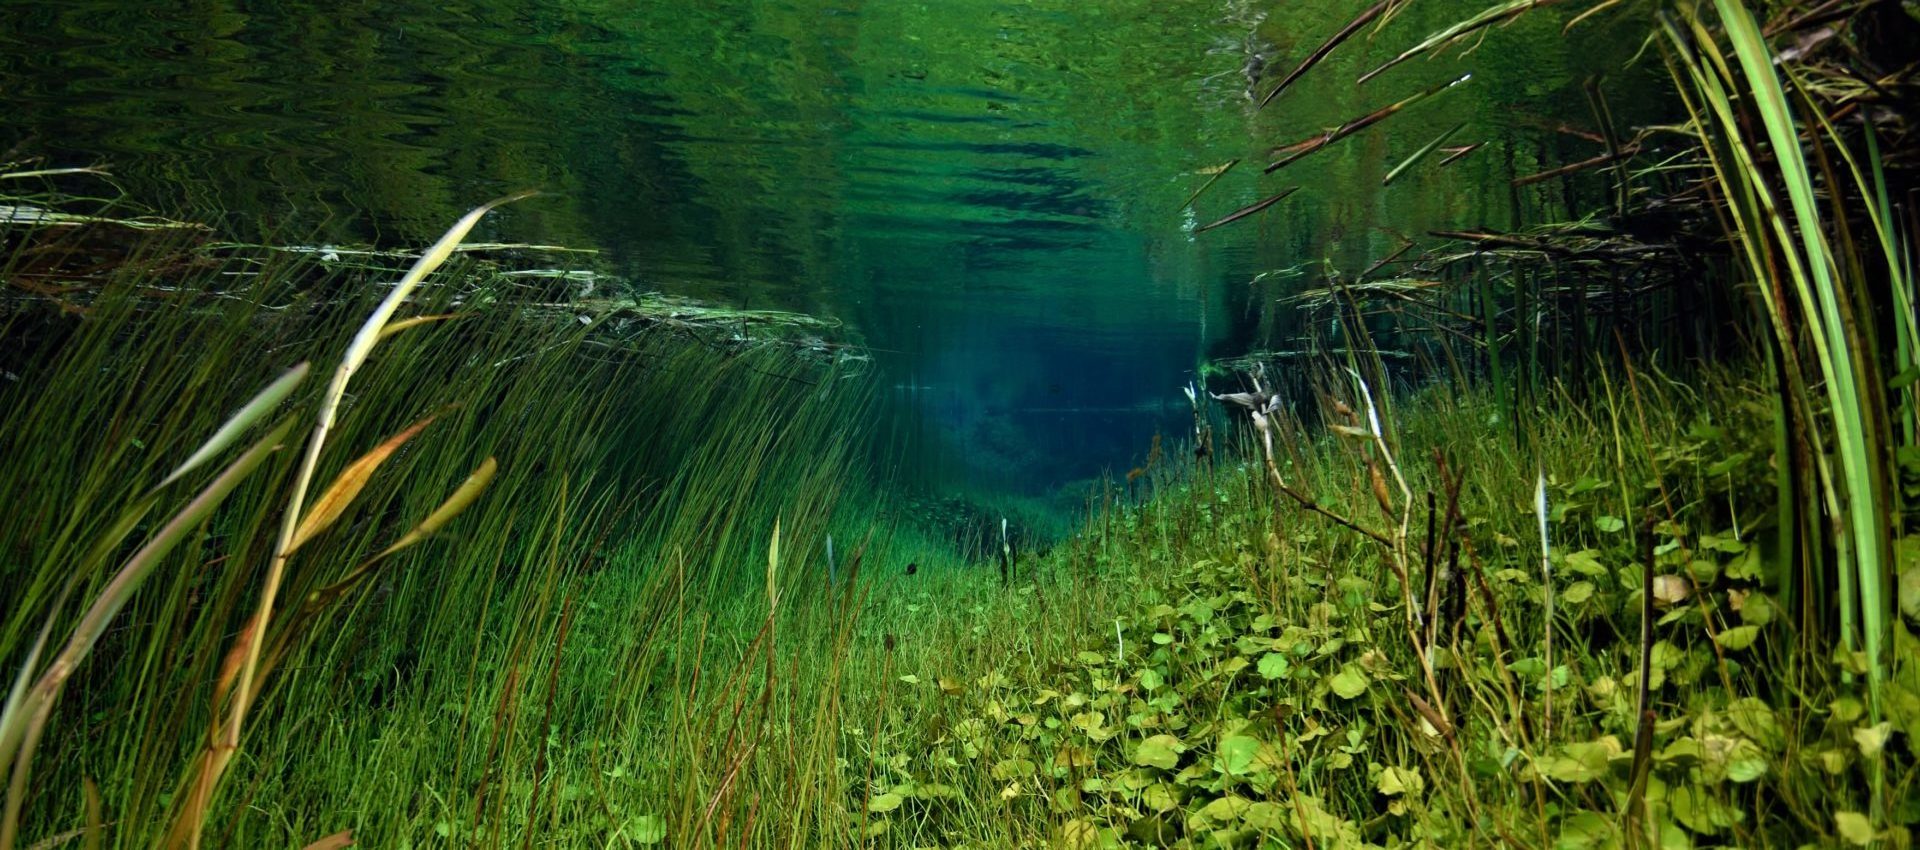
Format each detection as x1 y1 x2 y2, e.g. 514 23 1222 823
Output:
0 0 1651 507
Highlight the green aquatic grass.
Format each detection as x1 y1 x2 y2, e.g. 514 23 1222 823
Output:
1711 0 1889 728
4 2 1919 847
0 205 951 847
1663 9 1903 815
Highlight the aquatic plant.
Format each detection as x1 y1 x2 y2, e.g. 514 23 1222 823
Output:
838 359 1918 848
0 182 950 846
1179 0 1917 842
1665 0 1901 729
3 0 1918 847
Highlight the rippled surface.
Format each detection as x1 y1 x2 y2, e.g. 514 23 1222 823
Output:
1 0 1650 501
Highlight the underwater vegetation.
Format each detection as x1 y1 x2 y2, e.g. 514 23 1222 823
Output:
0 0 1917 848
0 176 946 847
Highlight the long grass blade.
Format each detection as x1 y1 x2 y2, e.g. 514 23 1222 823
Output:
229 192 532 752
0 417 294 849
1439 142 1485 166
1563 0 1625 33
767 518 782 617
1534 470 1553 738
1178 159 1239 211
160 364 308 489
81 777 100 850
1357 0 1566 85
1713 0 1888 725
378 456 499 557
376 313 471 342
0 616 59 783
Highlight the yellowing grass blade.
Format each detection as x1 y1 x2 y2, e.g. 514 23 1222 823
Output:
378 456 498 557
1563 0 1624 33
1178 159 1239 211
0 417 294 849
273 192 535 581
287 414 438 554
81 777 100 850
206 196 533 846
211 611 262 712
375 313 472 342
299 458 499 623
0 609 60 774
767 518 782 616
335 193 536 389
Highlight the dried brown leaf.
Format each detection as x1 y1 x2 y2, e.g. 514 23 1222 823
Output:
1651 574 1691 606
1369 461 1394 515
288 415 438 554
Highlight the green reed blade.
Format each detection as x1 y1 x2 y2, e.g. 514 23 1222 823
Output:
1384 122 1467 187
159 363 308 489
1715 0 1890 731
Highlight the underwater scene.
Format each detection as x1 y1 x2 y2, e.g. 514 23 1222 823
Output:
1 0 1917 846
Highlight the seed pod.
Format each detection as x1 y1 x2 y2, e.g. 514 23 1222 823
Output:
1369 460 1394 516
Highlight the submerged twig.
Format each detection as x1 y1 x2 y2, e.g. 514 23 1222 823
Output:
1259 0 1398 109
1267 74 1472 173
1179 160 1240 211
1357 0 1568 85
1195 186 1301 232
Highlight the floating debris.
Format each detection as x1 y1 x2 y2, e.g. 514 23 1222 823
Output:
2 171 857 363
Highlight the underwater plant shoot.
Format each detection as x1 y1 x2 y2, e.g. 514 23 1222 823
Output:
2 0 1917 847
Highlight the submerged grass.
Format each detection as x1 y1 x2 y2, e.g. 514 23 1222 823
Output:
5 0 1919 846
9 222 1909 846
0 199 951 847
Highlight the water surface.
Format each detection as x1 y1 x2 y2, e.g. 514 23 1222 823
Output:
1 0 1650 505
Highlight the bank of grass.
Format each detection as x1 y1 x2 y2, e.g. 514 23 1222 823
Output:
0 200 959 847
1 224 1914 848
3 208 1913 848
832 367 1918 849
7 0 1919 833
